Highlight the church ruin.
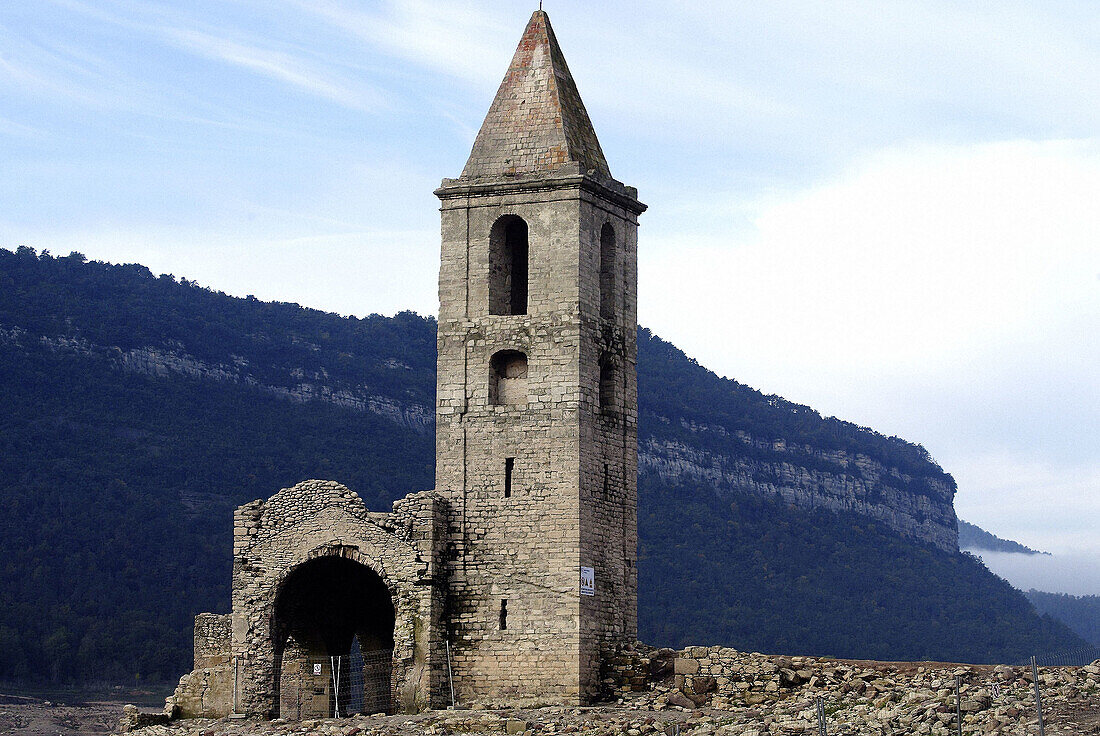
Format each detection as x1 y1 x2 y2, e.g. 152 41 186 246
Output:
169 9 645 717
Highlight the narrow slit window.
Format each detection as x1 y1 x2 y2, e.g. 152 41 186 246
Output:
602 463 609 499
505 457 515 498
499 599 508 630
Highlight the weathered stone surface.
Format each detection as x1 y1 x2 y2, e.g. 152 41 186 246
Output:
119 704 170 733
674 659 700 675
460 11 610 181
171 7 646 719
665 691 695 709
168 665 233 719
691 677 716 695
119 654 1100 736
432 8 645 708
597 641 1100 734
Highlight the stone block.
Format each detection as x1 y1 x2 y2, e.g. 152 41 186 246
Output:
674 658 700 674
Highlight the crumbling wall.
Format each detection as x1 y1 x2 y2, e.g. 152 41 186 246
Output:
165 614 233 719
194 613 231 668
229 481 447 717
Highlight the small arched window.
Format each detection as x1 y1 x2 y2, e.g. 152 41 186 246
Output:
490 350 528 406
599 223 616 320
489 216 529 315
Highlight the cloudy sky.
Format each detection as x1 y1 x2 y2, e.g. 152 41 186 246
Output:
2 2 1097 576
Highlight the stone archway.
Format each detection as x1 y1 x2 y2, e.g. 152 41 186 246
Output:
272 556 396 718
224 482 447 717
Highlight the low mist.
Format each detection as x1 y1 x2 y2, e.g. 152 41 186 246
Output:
967 549 1100 597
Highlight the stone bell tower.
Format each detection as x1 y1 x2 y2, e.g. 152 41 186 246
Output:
434 10 646 704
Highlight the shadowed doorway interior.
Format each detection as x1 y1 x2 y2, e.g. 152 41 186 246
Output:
273 555 395 718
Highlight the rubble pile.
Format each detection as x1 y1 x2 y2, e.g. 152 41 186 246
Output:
604 645 1100 734
120 648 1100 736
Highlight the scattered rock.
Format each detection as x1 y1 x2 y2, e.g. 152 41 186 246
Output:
666 691 695 709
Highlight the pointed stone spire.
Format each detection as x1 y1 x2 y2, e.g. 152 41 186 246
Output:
460 10 611 182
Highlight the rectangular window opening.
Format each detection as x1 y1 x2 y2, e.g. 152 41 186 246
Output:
499 599 508 630
504 457 515 498
602 463 610 499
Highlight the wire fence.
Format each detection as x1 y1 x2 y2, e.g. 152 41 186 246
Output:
803 645 1100 736
278 647 392 720
1023 644 1100 668
1027 645 1100 734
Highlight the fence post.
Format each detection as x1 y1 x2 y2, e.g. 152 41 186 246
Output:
816 696 828 736
1031 656 1045 736
445 640 456 708
955 675 963 736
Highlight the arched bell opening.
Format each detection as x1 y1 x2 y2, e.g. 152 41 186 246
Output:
272 556 395 719
489 350 529 406
599 222 617 320
489 215 529 315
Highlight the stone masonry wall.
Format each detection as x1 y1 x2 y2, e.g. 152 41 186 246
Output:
436 184 586 704
435 173 644 705
164 615 234 719
578 189 640 700
194 613 231 669
217 480 447 717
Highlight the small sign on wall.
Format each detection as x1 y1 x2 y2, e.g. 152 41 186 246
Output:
313 663 322 676
580 566 595 596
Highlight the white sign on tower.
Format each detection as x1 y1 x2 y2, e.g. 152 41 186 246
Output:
580 566 595 596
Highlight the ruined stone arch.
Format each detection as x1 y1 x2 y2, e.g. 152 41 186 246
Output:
270 546 402 718
269 543 403 651
219 481 445 718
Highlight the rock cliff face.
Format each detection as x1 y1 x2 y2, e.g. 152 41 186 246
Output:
2 314 959 552
0 325 434 433
635 329 959 553
640 430 958 552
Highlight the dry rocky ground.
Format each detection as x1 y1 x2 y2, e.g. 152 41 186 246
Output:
116 648 1100 736
0 693 137 736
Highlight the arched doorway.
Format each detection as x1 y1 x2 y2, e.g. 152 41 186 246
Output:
272 556 395 718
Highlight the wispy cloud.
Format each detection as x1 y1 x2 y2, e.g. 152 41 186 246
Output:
35 0 389 112
0 116 43 139
285 0 512 88
0 23 136 109
955 453 1100 555
973 551 1100 597
160 26 387 112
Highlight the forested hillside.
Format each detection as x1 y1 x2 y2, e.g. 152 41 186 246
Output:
958 520 1048 555
1025 590 1100 647
0 247 1085 685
